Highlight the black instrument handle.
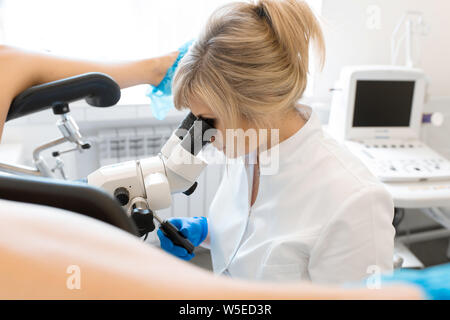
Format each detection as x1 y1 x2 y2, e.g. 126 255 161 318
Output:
159 220 195 254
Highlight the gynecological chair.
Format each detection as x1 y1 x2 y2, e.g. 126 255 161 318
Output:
0 73 139 235
0 73 214 254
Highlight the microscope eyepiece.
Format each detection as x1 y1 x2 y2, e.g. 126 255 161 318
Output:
174 112 197 140
180 117 216 156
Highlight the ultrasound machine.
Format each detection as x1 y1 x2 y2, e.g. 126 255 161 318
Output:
328 66 450 268
328 65 450 183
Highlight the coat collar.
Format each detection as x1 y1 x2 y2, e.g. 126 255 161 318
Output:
258 105 323 175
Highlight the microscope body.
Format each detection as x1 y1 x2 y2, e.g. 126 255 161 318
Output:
87 144 207 213
87 113 214 215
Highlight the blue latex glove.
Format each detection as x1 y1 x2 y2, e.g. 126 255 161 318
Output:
157 216 208 261
381 263 450 300
146 39 195 120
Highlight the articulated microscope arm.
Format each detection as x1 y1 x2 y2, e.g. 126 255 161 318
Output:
87 112 216 252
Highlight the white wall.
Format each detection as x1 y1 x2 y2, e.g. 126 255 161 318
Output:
314 0 450 102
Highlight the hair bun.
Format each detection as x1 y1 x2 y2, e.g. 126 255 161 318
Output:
254 1 267 18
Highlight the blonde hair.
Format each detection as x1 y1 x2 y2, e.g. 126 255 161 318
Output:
173 0 325 128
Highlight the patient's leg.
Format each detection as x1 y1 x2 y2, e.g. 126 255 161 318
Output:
0 199 422 299
0 45 177 140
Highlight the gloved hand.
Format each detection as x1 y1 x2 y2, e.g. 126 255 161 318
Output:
157 216 208 261
381 263 450 300
146 39 195 120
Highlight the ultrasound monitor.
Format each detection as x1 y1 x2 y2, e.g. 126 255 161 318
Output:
352 80 415 127
328 66 426 141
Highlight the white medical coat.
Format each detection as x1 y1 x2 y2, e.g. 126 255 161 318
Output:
208 106 395 284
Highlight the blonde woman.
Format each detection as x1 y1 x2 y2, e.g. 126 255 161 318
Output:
157 0 396 284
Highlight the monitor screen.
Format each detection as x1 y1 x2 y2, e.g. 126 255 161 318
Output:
352 80 415 127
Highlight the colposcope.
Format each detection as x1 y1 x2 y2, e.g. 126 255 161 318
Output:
87 112 216 253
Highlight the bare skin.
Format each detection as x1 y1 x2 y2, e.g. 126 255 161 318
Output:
0 199 424 299
0 45 178 140
251 155 260 206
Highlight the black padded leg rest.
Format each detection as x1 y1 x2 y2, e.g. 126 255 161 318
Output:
0 174 138 236
7 72 121 121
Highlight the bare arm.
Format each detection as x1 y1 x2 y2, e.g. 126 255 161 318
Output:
0 199 423 299
0 45 178 139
